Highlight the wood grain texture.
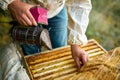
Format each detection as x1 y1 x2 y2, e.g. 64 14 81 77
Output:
24 39 109 80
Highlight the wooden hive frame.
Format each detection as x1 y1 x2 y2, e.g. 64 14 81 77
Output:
22 39 108 80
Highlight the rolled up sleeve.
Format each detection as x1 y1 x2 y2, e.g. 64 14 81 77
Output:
66 0 92 45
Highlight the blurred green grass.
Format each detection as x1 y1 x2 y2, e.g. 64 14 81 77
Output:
0 0 120 51
86 0 120 50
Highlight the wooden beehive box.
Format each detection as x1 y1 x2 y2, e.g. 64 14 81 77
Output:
23 39 108 80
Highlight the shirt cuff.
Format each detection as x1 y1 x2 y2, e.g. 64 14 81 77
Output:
68 29 88 45
0 0 15 10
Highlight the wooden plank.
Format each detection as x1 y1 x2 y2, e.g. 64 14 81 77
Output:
23 39 107 80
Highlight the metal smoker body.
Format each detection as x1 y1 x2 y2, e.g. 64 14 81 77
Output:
11 6 52 50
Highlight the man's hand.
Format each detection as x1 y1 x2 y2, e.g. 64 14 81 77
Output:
8 0 37 26
71 44 89 70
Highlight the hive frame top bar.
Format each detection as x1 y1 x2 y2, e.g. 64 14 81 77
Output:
22 39 108 80
24 39 108 58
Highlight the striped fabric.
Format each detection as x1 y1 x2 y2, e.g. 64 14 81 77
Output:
0 43 30 80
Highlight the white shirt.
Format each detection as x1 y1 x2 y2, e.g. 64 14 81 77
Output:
0 0 92 45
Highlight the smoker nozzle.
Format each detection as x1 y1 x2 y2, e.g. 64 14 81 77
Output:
40 29 52 50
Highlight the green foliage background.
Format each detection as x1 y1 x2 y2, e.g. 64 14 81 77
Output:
86 0 120 50
0 0 120 51
0 8 12 50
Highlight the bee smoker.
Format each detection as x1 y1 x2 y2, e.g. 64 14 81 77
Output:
11 6 52 50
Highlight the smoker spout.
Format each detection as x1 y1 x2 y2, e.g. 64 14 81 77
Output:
40 29 52 50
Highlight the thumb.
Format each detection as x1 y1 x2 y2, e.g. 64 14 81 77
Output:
29 4 38 9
